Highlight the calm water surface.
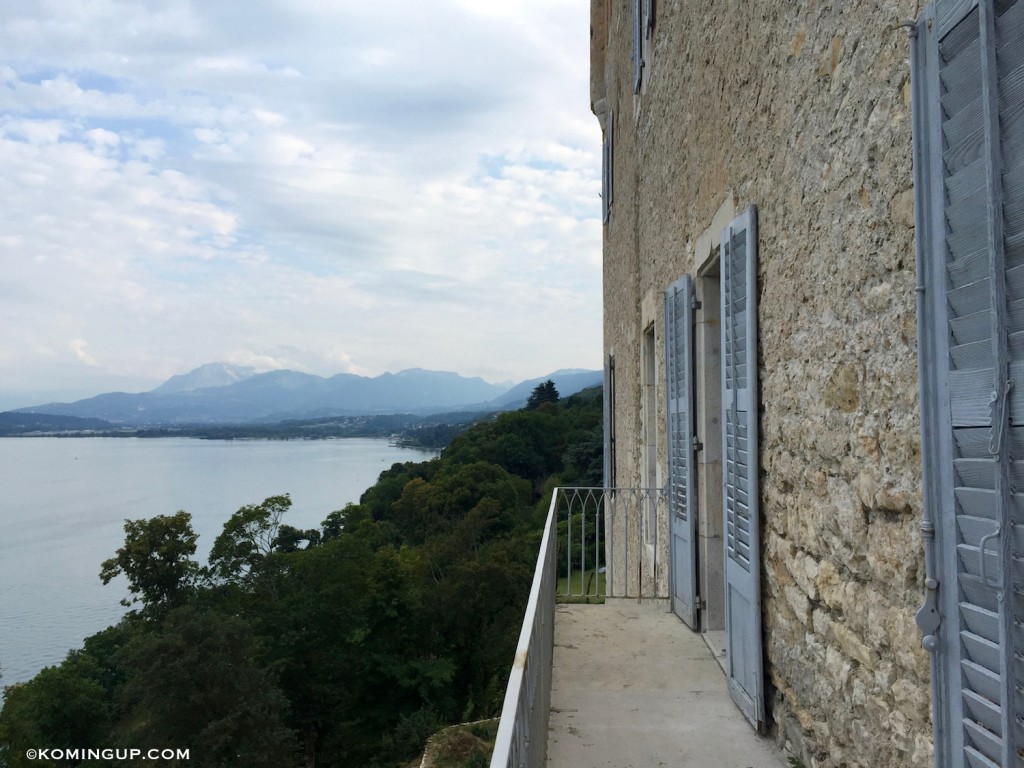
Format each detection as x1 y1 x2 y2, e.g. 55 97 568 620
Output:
0 437 436 686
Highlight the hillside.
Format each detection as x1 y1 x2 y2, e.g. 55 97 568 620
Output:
0 386 604 767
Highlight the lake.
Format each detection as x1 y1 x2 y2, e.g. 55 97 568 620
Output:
0 437 437 687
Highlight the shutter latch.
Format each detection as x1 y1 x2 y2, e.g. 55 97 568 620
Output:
988 379 1014 455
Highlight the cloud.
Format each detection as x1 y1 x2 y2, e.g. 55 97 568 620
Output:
0 0 601 406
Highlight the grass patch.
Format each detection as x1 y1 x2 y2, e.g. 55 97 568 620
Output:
556 567 605 603
422 718 499 768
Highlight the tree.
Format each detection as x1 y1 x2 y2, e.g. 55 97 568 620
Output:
99 511 200 611
118 606 298 767
526 380 560 409
208 494 292 588
0 652 111 768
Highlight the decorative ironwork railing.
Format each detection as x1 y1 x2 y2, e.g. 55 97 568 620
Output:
556 486 668 601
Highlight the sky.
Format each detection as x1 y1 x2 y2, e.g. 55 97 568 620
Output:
0 0 602 411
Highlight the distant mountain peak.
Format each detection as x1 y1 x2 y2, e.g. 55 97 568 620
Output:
151 363 257 394
14 365 602 426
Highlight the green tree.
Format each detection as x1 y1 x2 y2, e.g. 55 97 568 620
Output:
99 511 200 611
526 380 560 409
0 652 111 768
207 494 292 590
117 606 298 767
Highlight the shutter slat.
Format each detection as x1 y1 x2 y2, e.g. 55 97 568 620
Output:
950 276 994 315
958 515 1024 551
963 687 1004 734
946 298 1024 346
948 156 988 205
961 573 1000 613
943 96 986 175
943 263 1024 325
948 244 990 285
965 746 1001 768
949 367 995 425
942 35 983 110
964 659 1003 706
962 629 1002 675
938 0 980 42
958 542 1001 581
951 339 994 368
962 601 1001 644
956 489 1024 520
964 717 1004 764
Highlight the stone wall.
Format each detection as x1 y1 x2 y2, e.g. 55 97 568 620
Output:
594 1 932 765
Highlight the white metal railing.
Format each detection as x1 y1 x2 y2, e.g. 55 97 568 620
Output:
489 487 668 767
557 487 667 600
489 489 557 768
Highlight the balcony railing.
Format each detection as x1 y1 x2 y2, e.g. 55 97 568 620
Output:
490 486 668 767
489 487 558 768
557 486 668 601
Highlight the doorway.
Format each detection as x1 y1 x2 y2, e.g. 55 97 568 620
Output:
695 252 725 655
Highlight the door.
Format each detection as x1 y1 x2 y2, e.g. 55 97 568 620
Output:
721 205 765 730
666 274 698 628
913 1 1024 764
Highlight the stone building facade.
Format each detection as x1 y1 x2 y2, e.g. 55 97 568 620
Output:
594 0 1023 766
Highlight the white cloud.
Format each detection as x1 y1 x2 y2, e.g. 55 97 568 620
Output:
0 0 602 406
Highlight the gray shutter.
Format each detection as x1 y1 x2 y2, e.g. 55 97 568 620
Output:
666 275 698 628
721 205 764 730
604 354 614 488
602 112 614 225
914 1 1024 765
631 0 643 94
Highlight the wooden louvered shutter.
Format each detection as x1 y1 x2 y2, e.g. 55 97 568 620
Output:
666 275 698 628
721 205 764 730
604 353 615 488
602 112 613 225
913 1 1024 765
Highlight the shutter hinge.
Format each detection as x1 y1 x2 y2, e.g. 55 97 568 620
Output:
915 576 940 652
693 441 703 453
691 296 702 310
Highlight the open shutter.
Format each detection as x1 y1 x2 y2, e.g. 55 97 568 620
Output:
666 275 698 628
631 0 643 93
915 1 1024 765
721 205 764 730
602 112 614 225
604 353 616 488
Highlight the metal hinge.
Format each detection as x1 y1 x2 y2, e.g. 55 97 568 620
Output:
916 576 940 652
691 296 702 310
694 441 703 453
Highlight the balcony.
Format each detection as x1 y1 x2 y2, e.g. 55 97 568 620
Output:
489 487 784 768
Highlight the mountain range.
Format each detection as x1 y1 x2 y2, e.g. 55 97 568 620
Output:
9 363 602 426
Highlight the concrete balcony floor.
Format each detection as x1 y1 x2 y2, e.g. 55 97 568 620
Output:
546 601 786 768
